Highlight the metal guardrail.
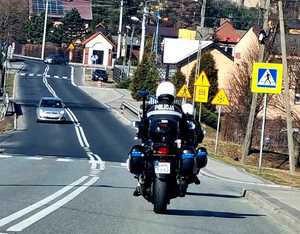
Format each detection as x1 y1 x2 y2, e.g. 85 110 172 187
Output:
120 101 140 118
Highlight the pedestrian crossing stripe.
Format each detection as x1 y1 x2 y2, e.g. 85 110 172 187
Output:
211 89 229 106
251 63 283 94
177 84 192 98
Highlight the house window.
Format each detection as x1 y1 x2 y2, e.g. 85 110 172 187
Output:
295 78 300 104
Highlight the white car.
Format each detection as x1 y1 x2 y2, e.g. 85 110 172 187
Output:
36 97 66 122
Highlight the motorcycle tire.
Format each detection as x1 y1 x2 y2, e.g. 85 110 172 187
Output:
153 177 168 214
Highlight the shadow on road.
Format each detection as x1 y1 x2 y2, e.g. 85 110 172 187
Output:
167 209 264 218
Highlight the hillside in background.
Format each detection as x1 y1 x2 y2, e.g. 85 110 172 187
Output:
91 0 261 34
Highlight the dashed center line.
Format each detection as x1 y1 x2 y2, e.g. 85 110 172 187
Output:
26 157 43 160
56 158 73 162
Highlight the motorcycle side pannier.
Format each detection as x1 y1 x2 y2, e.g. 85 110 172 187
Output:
179 147 195 176
128 145 145 174
195 147 208 169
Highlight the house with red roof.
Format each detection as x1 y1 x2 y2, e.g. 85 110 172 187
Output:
213 19 242 57
82 32 115 66
29 0 92 24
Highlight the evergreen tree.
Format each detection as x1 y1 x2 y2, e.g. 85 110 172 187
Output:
188 53 218 111
25 14 49 44
62 9 86 44
48 25 63 45
171 69 186 92
130 53 160 100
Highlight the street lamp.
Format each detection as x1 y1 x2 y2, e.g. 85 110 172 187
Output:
41 0 49 60
127 16 140 78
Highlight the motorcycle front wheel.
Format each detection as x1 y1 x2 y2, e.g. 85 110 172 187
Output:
153 177 168 214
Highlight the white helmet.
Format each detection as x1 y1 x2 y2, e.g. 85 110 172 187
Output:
156 81 176 101
181 103 194 115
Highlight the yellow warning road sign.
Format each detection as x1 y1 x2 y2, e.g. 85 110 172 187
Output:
194 86 209 103
194 71 210 87
211 89 229 106
177 84 191 98
68 43 75 50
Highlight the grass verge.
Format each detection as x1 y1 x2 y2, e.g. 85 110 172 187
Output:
201 124 300 188
0 71 16 133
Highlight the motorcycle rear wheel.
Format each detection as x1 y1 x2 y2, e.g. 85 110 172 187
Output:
153 177 168 214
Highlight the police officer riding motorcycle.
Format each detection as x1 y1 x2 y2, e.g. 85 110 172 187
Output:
128 81 208 213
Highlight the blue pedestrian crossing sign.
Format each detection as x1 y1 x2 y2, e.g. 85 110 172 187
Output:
251 63 283 94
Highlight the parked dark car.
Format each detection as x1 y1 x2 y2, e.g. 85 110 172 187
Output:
92 69 108 82
44 54 68 65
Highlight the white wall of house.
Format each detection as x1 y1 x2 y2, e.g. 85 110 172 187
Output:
84 34 113 66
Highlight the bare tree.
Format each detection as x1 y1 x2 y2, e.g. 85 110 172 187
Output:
222 46 264 148
0 0 28 43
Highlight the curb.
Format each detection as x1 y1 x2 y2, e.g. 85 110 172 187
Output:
245 190 300 234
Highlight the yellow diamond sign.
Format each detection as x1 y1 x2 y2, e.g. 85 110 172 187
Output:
177 84 191 98
211 89 229 106
194 71 210 87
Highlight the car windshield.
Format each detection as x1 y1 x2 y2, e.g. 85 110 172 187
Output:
40 99 63 108
96 70 106 74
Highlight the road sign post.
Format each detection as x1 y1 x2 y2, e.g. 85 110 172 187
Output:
251 62 283 170
193 71 210 123
211 89 229 154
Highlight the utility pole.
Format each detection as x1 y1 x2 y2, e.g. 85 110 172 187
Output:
41 0 49 60
241 0 271 163
127 25 135 78
153 10 160 64
117 0 124 60
278 0 295 174
139 2 148 63
192 0 206 117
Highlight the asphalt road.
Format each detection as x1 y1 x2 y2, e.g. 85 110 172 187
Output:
0 59 289 233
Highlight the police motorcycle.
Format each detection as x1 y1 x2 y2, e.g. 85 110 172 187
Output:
127 84 208 214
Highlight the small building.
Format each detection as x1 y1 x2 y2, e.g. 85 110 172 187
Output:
162 38 234 90
82 32 115 66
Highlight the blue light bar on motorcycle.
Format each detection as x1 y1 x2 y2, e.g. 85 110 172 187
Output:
130 149 144 157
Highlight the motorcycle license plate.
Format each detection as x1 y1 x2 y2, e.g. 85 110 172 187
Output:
154 161 170 174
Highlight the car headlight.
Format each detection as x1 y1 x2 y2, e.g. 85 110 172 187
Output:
39 109 44 117
60 110 65 115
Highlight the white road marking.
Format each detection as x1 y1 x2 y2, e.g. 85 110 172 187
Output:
66 108 79 123
42 66 105 174
78 126 90 148
54 75 59 79
71 66 76 86
0 155 13 159
56 158 73 162
20 73 26 76
46 75 50 78
26 157 43 160
37 74 42 77
0 176 88 228
29 73 34 77
62 76 68 79
93 154 105 170
7 177 99 232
